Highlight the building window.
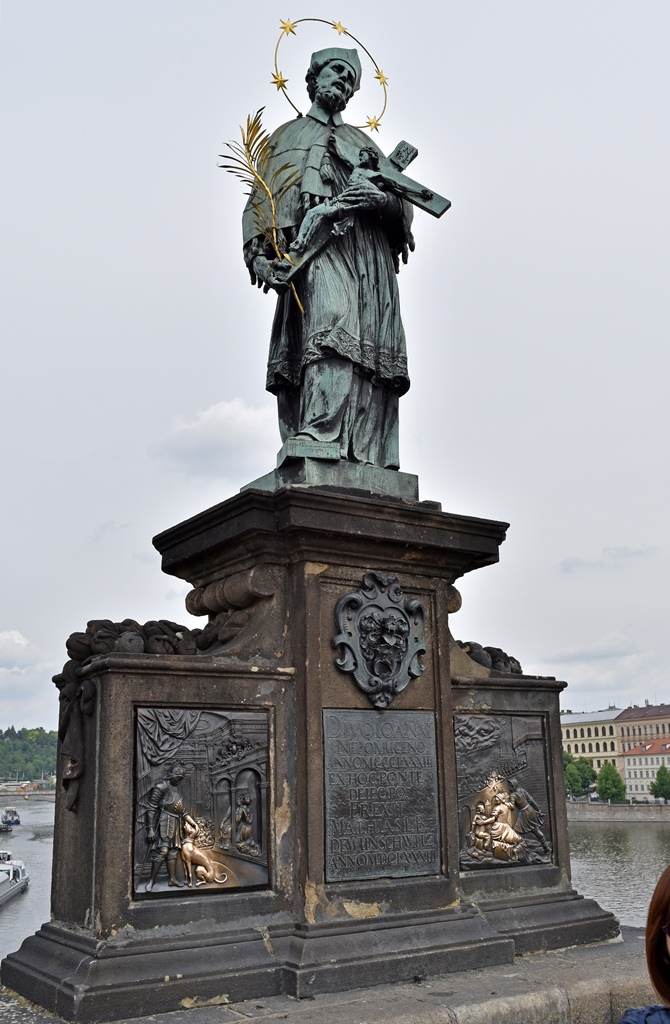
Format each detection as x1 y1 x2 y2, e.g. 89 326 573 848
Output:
610 742 615 751
595 727 599 737
597 760 602 768
595 743 600 752
587 728 592 738
588 743 593 752
610 726 614 736
581 744 586 753
567 744 571 753
580 729 584 738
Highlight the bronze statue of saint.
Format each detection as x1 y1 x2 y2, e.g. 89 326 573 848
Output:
243 48 415 469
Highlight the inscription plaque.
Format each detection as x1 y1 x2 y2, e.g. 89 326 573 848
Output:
323 709 441 882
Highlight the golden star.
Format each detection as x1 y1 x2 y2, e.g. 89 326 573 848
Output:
374 69 388 86
271 71 289 90
332 20 347 35
279 18 297 35
366 116 381 132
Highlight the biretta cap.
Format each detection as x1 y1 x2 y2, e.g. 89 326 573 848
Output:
309 47 362 92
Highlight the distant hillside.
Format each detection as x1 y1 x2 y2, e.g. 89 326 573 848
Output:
0 727 57 781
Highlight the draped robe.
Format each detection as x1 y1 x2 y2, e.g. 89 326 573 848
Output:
243 104 413 469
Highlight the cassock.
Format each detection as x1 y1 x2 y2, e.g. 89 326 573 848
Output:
242 103 413 469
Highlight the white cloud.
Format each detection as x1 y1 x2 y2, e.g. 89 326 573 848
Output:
88 520 131 543
559 546 659 574
0 634 59 729
158 398 278 480
0 665 59 731
544 632 639 664
0 630 41 670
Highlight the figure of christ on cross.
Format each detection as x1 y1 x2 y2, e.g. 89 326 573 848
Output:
242 47 449 470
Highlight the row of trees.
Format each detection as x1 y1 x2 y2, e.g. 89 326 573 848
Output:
0 727 57 781
562 750 670 802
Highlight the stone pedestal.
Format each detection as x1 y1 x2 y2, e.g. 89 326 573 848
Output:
2 486 619 1022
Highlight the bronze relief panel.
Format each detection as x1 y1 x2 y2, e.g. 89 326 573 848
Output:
133 707 269 896
454 713 553 871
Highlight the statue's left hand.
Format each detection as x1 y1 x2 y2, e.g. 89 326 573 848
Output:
251 255 289 294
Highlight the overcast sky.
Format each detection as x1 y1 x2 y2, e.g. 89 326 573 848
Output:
1 1 669 730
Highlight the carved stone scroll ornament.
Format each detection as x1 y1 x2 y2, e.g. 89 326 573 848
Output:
185 566 283 659
333 572 426 708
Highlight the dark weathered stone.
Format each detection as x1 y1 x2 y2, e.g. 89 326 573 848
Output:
2 489 619 1021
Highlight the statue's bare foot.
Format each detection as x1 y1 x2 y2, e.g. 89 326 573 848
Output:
144 881 154 892
168 879 185 887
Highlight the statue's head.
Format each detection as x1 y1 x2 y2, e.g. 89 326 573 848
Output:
358 146 380 171
306 47 361 112
168 763 186 783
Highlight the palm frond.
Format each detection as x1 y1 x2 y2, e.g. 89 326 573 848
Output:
219 108 304 315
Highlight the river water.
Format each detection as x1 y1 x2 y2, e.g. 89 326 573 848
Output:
0 806 666 963
0 799 55 963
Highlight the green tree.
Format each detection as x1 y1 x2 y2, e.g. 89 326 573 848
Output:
596 762 626 802
564 761 583 797
650 764 670 801
562 750 593 797
0 727 57 780
575 757 597 792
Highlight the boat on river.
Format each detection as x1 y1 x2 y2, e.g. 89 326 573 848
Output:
0 850 29 907
2 806 20 826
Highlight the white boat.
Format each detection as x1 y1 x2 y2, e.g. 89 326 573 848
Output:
0 850 29 907
2 806 21 825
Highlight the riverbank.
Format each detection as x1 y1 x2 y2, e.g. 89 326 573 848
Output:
567 802 670 821
0 926 654 1024
1 791 55 801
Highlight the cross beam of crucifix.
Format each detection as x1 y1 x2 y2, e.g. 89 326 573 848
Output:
275 134 450 284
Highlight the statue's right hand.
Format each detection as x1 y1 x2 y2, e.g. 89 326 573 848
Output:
147 827 155 843
252 256 289 294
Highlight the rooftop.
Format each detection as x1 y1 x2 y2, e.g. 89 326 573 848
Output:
616 703 670 722
560 708 621 725
623 738 670 757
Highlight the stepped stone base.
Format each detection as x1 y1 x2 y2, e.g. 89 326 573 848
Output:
1 484 619 1021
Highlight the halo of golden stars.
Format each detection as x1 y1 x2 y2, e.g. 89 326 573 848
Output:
273 17 388 132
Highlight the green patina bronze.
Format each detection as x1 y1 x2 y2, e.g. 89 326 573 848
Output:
242 47 449 471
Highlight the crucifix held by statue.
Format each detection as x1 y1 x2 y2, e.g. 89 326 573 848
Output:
236 46 449 471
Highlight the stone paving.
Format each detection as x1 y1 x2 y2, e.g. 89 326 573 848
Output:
0 928 656 1024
